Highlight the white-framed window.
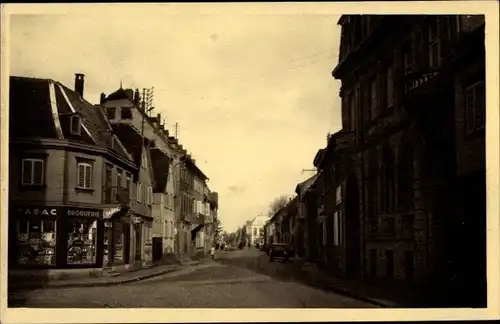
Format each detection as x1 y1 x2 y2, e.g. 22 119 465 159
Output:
21 158 44 186
386 65 394 108
336 184 342 205
465 81 486 134
70 115 82 136
77 162 92 189
333 211 340 246
148 186 153 205
141 154 148 169
136 182 142 202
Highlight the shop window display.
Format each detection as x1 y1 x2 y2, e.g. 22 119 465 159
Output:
113 223 126 264
67 219 98 265
17 219 56 266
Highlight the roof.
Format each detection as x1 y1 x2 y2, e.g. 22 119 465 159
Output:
295 173 319 197
105 87 133 102
112 123 145 167
10 76 58 138
182 154 208 181
9 76 132 163
150 148 172 193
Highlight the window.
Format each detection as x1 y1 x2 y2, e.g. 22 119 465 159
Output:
16 219 56 265
348 93 356 130
121 107 132 119
428 18 441 68
148 186 153 206
398 140 414 211
404 250 415 279
369 78 377 119
383 217 396 234
386 250 394 278
77 162 92 189
21 158 44 186
386 65 394 108
67 218 98 265
70 115 82 136
322 221 327 246
137 183 142 202
106 107 116 120
336 185 342 205
333 211 340 246
465 82 485 134
125 173 131 198
116 169 123 188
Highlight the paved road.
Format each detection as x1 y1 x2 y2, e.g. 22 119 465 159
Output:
9 249 378 308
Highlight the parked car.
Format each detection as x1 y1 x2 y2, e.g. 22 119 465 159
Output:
269 243 295 262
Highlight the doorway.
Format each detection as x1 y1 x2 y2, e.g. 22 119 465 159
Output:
134 225 142 261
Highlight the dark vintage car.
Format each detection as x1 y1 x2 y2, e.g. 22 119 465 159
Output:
269 243 295 262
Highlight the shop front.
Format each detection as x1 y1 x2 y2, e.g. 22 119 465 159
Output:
130 214 153 267
102 206 131 268
10 205 104 269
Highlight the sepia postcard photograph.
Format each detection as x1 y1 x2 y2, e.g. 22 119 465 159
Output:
1 1 499 323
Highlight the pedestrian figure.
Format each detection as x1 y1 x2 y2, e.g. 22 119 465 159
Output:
210 246 216 260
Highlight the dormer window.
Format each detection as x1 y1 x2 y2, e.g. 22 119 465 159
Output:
121 107 132 120
70 115 82 136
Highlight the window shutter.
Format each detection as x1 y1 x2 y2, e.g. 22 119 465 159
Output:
137 183 141 202
22 160 32 185
465 87 475 134
32 160 44 185
474 82 485 131
149 186 153 205
84 165 92 188
77 164 85 188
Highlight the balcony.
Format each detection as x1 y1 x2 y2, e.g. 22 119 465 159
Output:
103 186 130 206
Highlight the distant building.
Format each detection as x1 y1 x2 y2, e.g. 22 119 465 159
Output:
245 216 269 246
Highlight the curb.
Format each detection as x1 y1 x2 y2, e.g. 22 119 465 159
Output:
10 260 205 291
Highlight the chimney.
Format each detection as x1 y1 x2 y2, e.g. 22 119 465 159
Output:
75 73 85 97
100 93 106 104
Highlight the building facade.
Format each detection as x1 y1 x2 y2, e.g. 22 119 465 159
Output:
9 74 138 270
245 215 269 246
332 15 486 306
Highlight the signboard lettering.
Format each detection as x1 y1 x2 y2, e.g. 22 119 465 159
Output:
19 208 58 216
66 209 100 217
103 207 121 218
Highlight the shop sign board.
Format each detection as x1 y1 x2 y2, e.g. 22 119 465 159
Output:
65 208 101 218
103 206 122 219
15 207 60 216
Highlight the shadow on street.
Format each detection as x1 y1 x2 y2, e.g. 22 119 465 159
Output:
8 269 51 307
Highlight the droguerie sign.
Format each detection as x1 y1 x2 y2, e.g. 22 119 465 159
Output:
66 209 100 217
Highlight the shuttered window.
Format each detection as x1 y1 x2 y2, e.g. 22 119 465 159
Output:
465 82 486 134
21 159 44 186
77 162 92 189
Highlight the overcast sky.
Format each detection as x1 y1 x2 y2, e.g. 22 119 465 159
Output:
9 5 342 232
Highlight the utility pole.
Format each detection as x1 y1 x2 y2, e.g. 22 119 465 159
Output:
141 88 146 137
301 168 317 173
175 122 179 139
141 87 155 137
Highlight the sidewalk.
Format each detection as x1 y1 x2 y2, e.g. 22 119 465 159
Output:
288 257 426 308
9 259 206 290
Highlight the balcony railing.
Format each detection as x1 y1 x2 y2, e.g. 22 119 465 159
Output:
103 186 130 205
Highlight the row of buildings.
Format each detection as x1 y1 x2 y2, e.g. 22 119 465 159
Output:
235 215 269 247
264 15 486 307
8 73 219 272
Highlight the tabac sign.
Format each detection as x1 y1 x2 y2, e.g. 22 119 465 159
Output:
15 207 59 216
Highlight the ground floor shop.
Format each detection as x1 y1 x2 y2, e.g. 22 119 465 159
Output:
9 204 153 270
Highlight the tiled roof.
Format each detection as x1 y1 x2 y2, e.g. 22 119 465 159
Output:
150 148 172 193
295 173 319 197
9 76 58 139
10 76 133 164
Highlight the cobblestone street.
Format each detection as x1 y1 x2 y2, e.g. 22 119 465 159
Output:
9 249 378 308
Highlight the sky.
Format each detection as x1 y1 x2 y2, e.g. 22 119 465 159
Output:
9 5 342 232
